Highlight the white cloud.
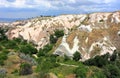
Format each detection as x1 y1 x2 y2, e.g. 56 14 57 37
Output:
0 0 33 8
12 0 27 8
69 0 76 3
0 0 118 13
89 0 116 3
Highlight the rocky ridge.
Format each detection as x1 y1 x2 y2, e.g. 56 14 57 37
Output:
5 11 120 61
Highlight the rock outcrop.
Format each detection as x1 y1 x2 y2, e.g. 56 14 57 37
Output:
5 11 120 60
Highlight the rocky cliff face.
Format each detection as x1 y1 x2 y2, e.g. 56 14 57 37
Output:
6 11 120 61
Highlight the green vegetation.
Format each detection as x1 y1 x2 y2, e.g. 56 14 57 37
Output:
19 62 33 75
99 19 104 22
0 68 7 78
84 53 110 67
54 29 64 38
103 64 120 78
50 29 64 44
19 44 37 55
83 50 120 78
0 28 8 41
73 51 82 61
74 64 88 78
0 27 120 78
0 51 8 65
37 44 53 57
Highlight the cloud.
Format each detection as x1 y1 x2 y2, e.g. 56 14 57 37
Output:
0 0 119 18
0 0 117 9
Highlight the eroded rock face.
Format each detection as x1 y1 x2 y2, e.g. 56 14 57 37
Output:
6 11 120 60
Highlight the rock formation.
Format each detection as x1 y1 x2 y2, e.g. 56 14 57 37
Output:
5 11 120 60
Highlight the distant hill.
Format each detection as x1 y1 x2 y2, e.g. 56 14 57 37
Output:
0 18 25 22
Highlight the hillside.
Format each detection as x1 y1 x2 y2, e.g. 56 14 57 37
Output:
0 11 120 78
6 11 120 60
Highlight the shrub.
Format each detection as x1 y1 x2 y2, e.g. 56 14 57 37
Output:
0 60 4 66
50 34 57 44
50 29 64 44
13 38 22 43
0 28 8 41
36 55 60 72
73 51 81 61
37 44 53 57
103 64 120 78
4 40 17 49
0 52 8 66
0 68 7 78
110 50 117 61
37 49 45 57
64 55 71 61
19 44 37 55
54 29 64 38
19 53 37 65
84 53 110 67
43 44 53 53
19 62 33 75
99 19 104 22
90 67 106 78
11 69 19 75
74 64 88 78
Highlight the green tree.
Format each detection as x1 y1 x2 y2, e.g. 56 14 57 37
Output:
103 64 120 78
37 44 53 57
84 53 110 67
0 28 8 41
74 64 88 78
37 49 45 57
54 29 64 38
50 29 64 44
19 44 37 55
50 34 57 44
73 51 81 61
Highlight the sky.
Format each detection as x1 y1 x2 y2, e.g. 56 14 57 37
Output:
0 0 120 18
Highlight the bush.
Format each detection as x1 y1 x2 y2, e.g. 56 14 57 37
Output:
37 44 53 57
4 40 17 49
110 50 117 61
90 67 106 78
19 53 37 65
50 29 64 44
19 44 37 55
11 69 19 75
36 55 60 72
13 38 22 43
0 28 8 41
99 19 104 22
74 64 88 78
19 62 32 75
103 64 120 78
54 29 64 38
73 51 81 61
37 49 45 57
84 53 110 67
0 52 8 66
43 44 53 53
50 34 57 44
0 68 7 78
0 60 4 66
64 55 71 61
